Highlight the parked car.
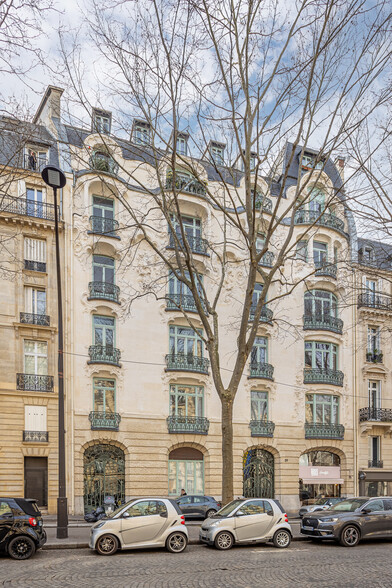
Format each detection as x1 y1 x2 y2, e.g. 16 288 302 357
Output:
90 497 188 555
301 496 392 546
176 495 221 519
200 498 292 550
299 497 345 518
0 497 46 560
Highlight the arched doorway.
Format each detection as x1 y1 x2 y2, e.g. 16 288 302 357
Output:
168 447 204 496
83 444 125 513
299 450 342 504
243 448 274 498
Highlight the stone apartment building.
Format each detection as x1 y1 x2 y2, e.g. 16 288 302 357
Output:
0 85 391 514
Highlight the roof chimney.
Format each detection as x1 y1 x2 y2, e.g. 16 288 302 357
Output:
33 86 64 125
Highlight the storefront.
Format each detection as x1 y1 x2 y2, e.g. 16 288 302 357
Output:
299 450 343 504
359 471 392 497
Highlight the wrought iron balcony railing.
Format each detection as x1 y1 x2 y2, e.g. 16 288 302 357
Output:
167 415 210 435
249 304 273 324
0 194 59 221
294 209 345 233
254 193 273 213
89 154 118 175
303 368 344 386
165 353 209 374
23 431 49 442
168 233 209 255
17 374 54 392
305 423 345 440
358 292 392 311
249 362 274 380
303 314 343 334
23 154 48 172
366 352 383 363
20 312 50 327
314 262 337 279
88 345 121 367
359 407 392 423
88 281 120 304
165 176 206 196
89 216 120 238
166 293 204 313
89 411 121 431
368 460 383 468
258 251 275 268
24 260 46 272
249 420 275 437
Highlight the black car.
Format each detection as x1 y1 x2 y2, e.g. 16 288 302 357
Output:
176 495 221 519
301 496 392 547
0 497 46 559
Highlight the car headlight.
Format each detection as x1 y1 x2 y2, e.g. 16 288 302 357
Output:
321 517 338 523
208 521 221 528
94 521 106 529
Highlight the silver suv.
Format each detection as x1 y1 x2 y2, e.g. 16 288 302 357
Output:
89 498 188 555
200 498 292 550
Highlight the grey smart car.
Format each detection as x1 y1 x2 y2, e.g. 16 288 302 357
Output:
200 498 292 550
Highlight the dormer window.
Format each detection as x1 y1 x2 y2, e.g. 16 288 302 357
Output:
359 247 375 264
240 150 257 172
132 119 151 146
301 153 323 170
176 133 189 156
24 146 48 172
92 109 111 135
209 141 225 165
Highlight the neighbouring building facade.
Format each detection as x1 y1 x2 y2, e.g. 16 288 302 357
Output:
0 86 391 514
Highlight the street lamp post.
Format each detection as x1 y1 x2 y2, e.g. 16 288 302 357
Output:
41 166 68 539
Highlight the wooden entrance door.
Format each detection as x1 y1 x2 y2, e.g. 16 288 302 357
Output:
24 457 48 507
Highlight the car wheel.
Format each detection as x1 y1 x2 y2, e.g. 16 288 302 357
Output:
8 536 36 560
214 531 234 550
273 529 291 549
166 532 187 553
205 509 217 519
340 525 360 547
95 534 119 556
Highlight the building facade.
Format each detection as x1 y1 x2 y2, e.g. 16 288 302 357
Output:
0 86 391 513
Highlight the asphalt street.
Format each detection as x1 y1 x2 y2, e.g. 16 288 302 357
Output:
2 540 392 588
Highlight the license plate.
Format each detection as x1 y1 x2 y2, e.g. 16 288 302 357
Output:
302 525 313 531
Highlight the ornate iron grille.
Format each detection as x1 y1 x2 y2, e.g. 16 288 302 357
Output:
249 420 275 437
167 416 210 434
17 374 54 392
89 216 119 237
358 292 392 311
20 312 50 326
168 233 209 255
243 448 274 498
303 368 344 387
89 411 121 431
249 305 273 323
88 345 121 366
88 281 120 303
304 423 345 440
303 313 343 334
294 209 345 233
83 444 125 513
24 260 46 272
359 407 392 422
249 362 274 380
23 431 49 442
165 176 206 195
0 194 58 220
165 353 209 374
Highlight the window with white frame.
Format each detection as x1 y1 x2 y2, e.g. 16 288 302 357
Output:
251 390 268 421
24 237 46 272
313 241 328 267
296 240 308 261
367 326 380 354
93 110 111 134
368 381 381 411
210 144 224 165
133 121 151 145
25 286 46 315
25 147 48 171
24 341 48 375
25 405 47 432
305 394 339 424
176 135 188 156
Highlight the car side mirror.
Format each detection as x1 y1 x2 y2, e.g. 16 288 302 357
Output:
235 510 245 517
267 510 274 516
159 511 168 518
122 512 130 518
361 508 371 515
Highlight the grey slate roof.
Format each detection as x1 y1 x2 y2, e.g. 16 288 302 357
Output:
357 237 392 271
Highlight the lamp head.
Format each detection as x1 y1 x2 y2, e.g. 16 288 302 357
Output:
41 166 66 189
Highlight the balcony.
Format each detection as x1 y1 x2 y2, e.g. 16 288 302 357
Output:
166 293 198 313
88 282 120 304
165 176 206 196
303 368 344 387
23 431 49 442
20 312 50 327
249 420 275 437
168 233 209 256
89 154 118 175
89 411 121 431
368 460 383 468
305 423 345 440
254 193 273 214
294 209 345 234
24 260 46 272
358 293 392 312
89 216 120 238
359 407 392 423
314 262 337 279
303 314 343 335
23 153 48 173
16 374 54 392
88 345 121 367
258 251 275 268
165 353 209 375
0 194 59 221
249 304 273 324
366 352 383 363
249 362 274 380
167 415 210 435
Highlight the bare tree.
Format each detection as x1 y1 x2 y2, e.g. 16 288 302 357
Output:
59 0 392 503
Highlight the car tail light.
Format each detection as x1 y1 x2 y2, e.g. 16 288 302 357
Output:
28 517 37 527
180 515 185 525
284 513 288 523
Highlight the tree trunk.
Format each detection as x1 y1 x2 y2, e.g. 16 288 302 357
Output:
221 396 234 505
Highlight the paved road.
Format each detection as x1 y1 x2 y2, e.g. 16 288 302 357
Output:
2 540 392 587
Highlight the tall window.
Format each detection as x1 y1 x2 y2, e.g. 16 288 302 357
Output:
25 287 46 315
93 110 111 134
24 237 46 272
306 394 339 424
167 271 204 311
367 326 380 353
93 255 115 284
169 325 203 357
305 341 338 370
168 454 204 495
93 316 115 347
24 341 48 375
296 240 308 261
170 384 204 417
304 290 338 319
368 381 381 410
170 215 202 244
210 144 224 165
365 279 377 303
176 136 188 156
133 121 151 145
92 196 114 221
308 188 325 213
251 283 264 309
26 187 44 218
369 436 381 465
250 337 268 365
313 241 328 267
93 378 115 413
251 391 268 421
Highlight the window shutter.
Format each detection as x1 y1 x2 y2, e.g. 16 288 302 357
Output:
25 406 46 431
25 287 33 313
17 179 26 197
24 238 46 262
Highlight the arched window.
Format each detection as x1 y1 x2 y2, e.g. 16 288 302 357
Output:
83 444 125 513
168 447 204 495
304 290 338 319
243 448 274 498
299 450 340 467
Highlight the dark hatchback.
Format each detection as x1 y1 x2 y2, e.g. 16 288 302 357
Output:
176 495 221 519
301 497 392 547
0 497 46 559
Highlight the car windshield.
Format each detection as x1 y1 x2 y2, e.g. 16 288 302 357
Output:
330 499 367 512
107 500 137 519
214 499 244 517
314 498 329 505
